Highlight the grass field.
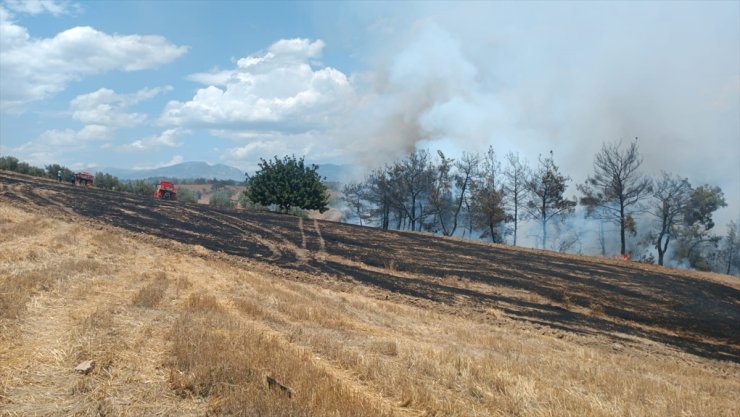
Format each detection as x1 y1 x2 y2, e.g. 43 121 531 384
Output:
1 201 738 417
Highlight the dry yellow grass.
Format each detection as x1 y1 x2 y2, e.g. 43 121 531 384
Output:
131 272 169 308
0 202 738 416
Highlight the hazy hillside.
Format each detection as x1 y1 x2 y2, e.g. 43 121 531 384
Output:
1 170 738 417
315 163 351 183
100 161 350 184
103 161 245 181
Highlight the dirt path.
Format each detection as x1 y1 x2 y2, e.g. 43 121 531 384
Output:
299 217 307 249
313 219 326 253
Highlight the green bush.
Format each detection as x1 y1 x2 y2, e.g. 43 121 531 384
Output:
209 189 235 209
177 187 200 204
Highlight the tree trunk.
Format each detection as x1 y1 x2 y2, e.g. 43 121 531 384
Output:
542 217 547 249
727 243 735 275
619 201 626 255
465 200 473 239
450 179 468 237
513 202 518 246
656 218 669 266
541 199 547 249
657 237 667 266
410 194 416 231
382 202 390 230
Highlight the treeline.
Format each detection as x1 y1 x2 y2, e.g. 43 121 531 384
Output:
0 156 202 203
1 156 70 179
341 141 739 275
128 177 241 187
93 173 203 203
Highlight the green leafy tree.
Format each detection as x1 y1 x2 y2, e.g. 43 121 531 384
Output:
0 156 45 177
674 185 727 270
245 155 329 213
0 156 19 171
94 172 124 190
20 163 45 177
238 192 265 210
3 158 45 177
124 180 156 197
45 164 73 181
209 188 236 209
682 185 726 230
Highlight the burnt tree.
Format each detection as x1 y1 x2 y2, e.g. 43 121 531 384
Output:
526 151 575 249
579 139 652 256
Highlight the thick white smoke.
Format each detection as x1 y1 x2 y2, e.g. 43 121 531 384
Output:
319 1 739 231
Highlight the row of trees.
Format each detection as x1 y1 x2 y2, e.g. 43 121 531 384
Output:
341 141 738 274
0 156 204 203
1 156 56 178
2 152 736 274
0 154 293 211
76 171 203 203
342 147 577 245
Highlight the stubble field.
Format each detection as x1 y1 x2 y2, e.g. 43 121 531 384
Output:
1 171 738 416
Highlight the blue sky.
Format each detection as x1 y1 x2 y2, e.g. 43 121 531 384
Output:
0 0 738 225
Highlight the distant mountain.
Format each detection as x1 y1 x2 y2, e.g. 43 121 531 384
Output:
100 161 352 183
104 162 245 182
316 163 351 183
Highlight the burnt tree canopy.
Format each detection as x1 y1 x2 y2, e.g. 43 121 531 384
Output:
245 155 329 213
578 139 652 256
648 172 691 266
526 151 576 249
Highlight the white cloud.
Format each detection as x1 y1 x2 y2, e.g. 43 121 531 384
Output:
38 124 113 145
3 0 75 16
70 86 171 127
213 129 348 169
5 141 57 166
70 161 97 170
161 155 184 167
186 69 232 86
0 12 187 110
20 86 174 161
118 128 188 152
160 38 353 129
227 140 280 159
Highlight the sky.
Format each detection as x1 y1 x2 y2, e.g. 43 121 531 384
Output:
0 0 738 226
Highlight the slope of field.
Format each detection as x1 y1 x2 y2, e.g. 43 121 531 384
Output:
1 171 739 416
175 183 343 221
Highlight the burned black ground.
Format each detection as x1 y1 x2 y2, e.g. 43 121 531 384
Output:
2 171 738 362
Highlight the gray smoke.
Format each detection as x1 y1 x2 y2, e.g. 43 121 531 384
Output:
318 1 739 228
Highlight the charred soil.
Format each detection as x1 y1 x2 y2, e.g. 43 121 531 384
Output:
1 170 739 364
